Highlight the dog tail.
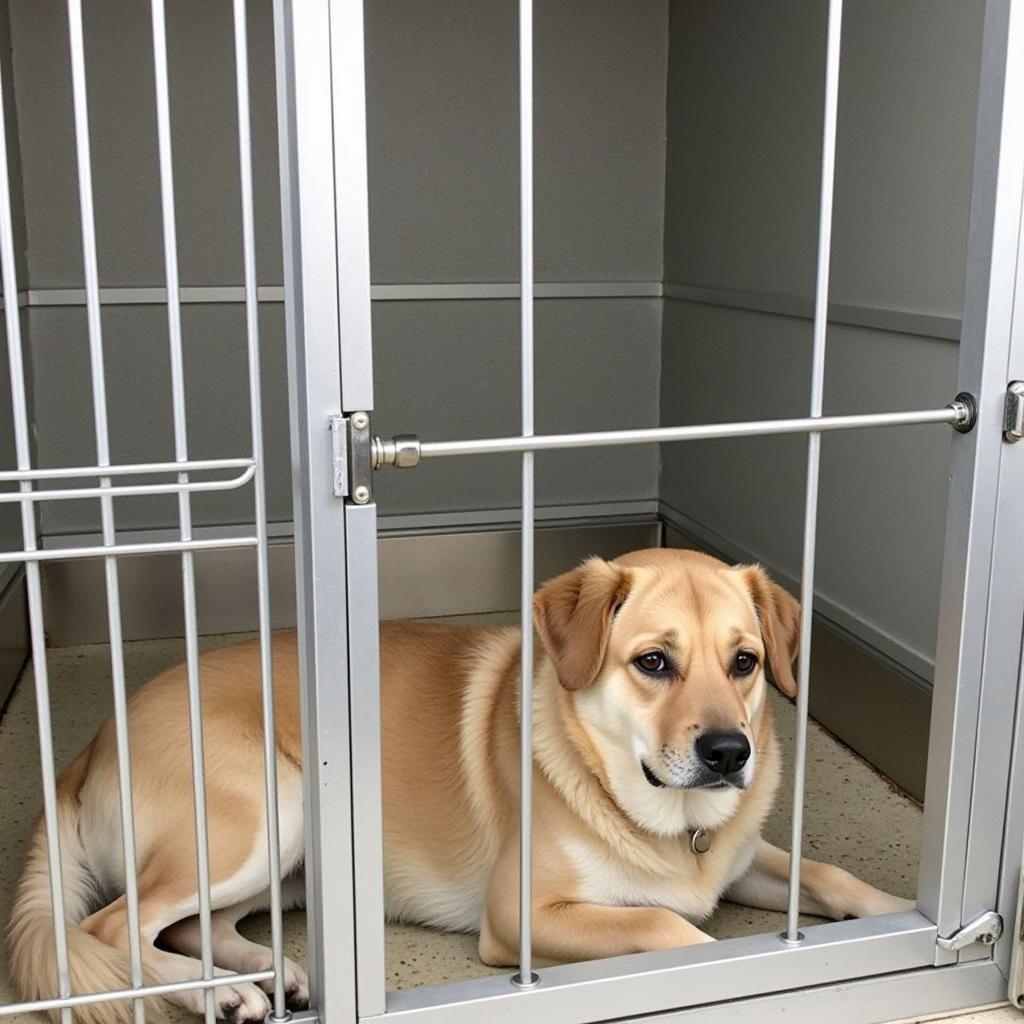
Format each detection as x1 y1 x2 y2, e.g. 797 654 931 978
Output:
7 747 164 1024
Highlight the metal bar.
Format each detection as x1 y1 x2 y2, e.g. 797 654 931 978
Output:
0 41 72 1024
344 503 386 1017
67 4 145 1019
0 457 254 482
274 2 358 1020
786 0 844 944
0 971 276 1017
0 465 256 503
513 0 537 993
0 536 257 565
231 2 287 1019
417 405 964 460
149 5 215 1020
381 911 935 1024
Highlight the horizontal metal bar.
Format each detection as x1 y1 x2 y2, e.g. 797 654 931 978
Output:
0 970 275 1016
0 536 257 564
0 465 256 503
419 405 966 459
382 911 935 1024
0 457 254 483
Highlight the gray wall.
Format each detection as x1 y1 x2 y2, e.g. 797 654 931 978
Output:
659 0 984 679
0 0 25 573
5 0 668 538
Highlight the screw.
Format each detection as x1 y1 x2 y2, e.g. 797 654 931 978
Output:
352 485 370 504
351 412 369 430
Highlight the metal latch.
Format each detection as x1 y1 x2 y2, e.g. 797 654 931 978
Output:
1005 381 1024 443
330 413 421 503
936 910 1003 952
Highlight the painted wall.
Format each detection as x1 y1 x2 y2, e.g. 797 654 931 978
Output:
5 0 668 538
659 0 984 679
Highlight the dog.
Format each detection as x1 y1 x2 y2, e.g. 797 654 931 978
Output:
9 548 912 1023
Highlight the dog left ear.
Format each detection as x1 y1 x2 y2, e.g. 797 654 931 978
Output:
533 557 632 691
735 564 801 698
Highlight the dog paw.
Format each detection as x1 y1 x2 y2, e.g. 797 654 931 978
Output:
255 956 309 1012
217 982 272 1023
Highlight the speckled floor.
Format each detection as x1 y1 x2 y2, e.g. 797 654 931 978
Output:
0 622 936 1022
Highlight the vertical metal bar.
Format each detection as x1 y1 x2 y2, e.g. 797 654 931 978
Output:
327 0 373 414
0 47 72 1024
274 2 358 1021
785 0 844 944
323 0 383 1012
513 0 538 990
149 4 215 1021
344 503 386 1017
66 5 145 1019
231 2 288 1018
918 0 1024 959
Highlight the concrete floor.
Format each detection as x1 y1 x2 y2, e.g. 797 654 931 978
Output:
0 626 1008 1023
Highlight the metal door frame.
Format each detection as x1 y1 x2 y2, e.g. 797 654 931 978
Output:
277 0 1024 1022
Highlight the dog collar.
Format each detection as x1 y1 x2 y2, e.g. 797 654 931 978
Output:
690 827 711 854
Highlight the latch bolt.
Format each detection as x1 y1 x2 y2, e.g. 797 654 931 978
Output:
373 434 421 470
936 910 1003 952
1005 381 1024 443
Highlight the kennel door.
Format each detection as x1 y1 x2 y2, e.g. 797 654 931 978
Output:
275 1 1024 1023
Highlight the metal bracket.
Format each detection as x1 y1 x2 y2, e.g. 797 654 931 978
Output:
1005 381 1024 442
936 910 1003 952
329 413 422 502
328 413 374 503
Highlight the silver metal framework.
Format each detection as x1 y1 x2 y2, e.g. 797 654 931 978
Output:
0 1 290 1021
1 1 1022 1024
286 1 1024 1024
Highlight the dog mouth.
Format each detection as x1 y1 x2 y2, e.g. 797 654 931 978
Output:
640 760 740 791
641 760 666 787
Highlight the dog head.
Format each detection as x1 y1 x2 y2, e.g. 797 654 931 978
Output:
534 548 800 837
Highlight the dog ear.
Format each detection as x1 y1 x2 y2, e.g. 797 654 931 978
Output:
533 557 632 692
735 564 801 698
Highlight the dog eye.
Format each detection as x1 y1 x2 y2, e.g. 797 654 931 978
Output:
633 650 670 675
734 650 758 676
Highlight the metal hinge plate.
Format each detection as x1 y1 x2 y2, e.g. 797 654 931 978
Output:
329 412 373 504
1005 381 1024 442
330 414 422 501
936 910 1003 952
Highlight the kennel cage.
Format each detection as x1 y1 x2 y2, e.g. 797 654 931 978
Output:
0 1 1022 1024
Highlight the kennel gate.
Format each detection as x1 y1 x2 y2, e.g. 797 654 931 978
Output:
280 0 1024 1022
0 2 1022 1024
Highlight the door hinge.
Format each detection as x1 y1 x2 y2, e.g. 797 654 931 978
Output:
936 910 1003 952
330 413 421 503
1005 381 1024 443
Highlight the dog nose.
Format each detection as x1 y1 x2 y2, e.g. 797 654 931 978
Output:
695 730 751 775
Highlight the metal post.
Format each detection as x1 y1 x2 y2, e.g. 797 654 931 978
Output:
274 2 358 1021
511 0 538 992
0 40 72 1024
149 3 215 1020
232 1 289 1018
66 4 145 1019
785 0 844 944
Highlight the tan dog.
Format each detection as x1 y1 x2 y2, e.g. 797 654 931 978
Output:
9 549 911 1023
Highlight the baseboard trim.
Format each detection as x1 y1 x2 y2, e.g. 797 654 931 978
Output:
661 516 929 799
663 282 961 342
